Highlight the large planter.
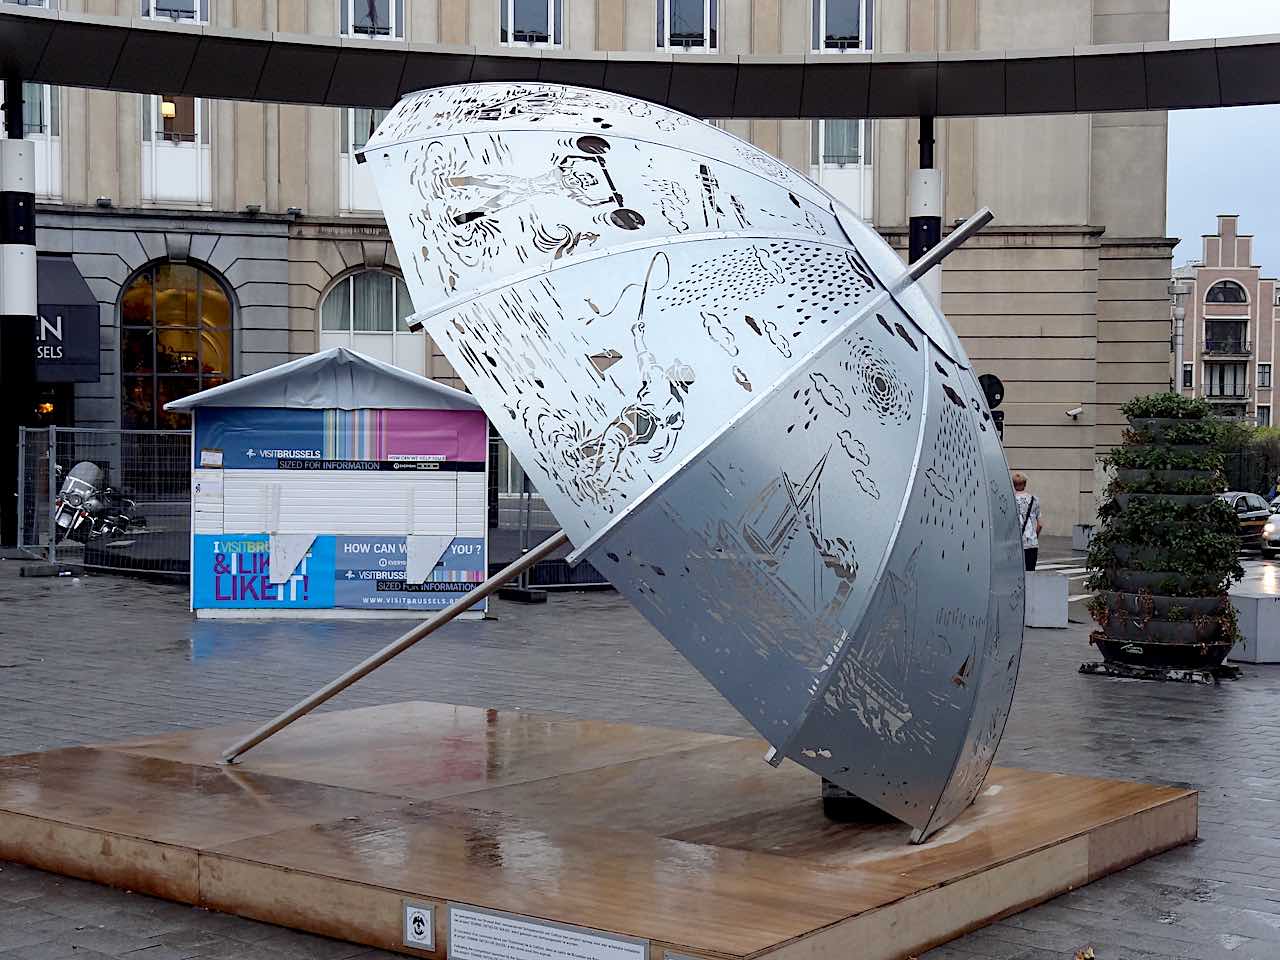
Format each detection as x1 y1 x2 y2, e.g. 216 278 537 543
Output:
1105 569 1194 593
1090 632 1236 669
1097 615 1223 646
1095 590 1226 618
1086 393 1242 679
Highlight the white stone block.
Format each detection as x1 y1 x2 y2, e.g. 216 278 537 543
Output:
1229 588 1280 664
1025 572 1068 628
1072 523 1095 552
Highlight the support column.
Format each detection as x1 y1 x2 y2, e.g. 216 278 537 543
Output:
0 77 37 545
909 115 942 305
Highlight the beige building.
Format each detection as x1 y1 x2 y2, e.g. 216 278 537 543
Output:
1172 215 1280 425
16 0 1173 534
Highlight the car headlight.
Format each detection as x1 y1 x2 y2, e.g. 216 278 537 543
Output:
1266 521 1277 537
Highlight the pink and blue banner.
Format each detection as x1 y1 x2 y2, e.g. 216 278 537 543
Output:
195 407 487 470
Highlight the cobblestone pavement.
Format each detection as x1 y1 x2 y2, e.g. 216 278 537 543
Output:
2 554 1279 960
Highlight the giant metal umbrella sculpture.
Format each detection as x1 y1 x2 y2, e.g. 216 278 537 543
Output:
362 83 1025 842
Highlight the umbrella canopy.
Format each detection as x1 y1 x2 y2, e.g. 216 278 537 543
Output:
366 82 1024 841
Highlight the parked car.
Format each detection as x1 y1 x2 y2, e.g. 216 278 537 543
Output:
1218 492 1272 554
1264 515 1280 560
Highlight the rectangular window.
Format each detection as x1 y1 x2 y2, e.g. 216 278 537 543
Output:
342 107 390 154
161 95 196 143
143 95 207 143
502 0 562 46
1260 363 1272 389
341 0 404 38
2 83 58 137
811 118 861 165
1208 362 1248 397
1259 405 1271 428
142 95 211 204
1205 319 1248 354
1182 363 1193 389
141 0 207 21
657 0 717 52
812 0 873 52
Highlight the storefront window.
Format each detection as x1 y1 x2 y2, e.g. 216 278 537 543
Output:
120 263 232 429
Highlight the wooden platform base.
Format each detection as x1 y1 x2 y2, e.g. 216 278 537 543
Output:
0 702 1196 960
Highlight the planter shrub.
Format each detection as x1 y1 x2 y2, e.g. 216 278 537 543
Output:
1086 392 1243 671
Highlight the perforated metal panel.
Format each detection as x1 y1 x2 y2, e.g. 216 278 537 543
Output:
369 82 1024 841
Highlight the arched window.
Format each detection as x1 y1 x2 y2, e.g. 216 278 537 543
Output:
318 270 423 374
1206 280 1248 304
120 263 232 429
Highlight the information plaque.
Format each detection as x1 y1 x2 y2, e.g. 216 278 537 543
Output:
448 905 647 960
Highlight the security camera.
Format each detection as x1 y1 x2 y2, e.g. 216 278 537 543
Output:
1065 407 1083 419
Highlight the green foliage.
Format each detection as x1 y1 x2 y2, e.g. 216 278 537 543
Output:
1089 392 1244 620
1122 420 1219 446
1213 417 1258 455
1104 444 1223 472
1107 470 1225 496
1120 394 1214 420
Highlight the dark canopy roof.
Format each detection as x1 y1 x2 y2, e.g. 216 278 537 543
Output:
1 7 1278 118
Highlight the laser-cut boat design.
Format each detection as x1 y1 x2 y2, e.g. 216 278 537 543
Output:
364 82 1024 841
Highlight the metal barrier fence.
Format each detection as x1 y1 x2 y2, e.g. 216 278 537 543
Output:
14 425 610 589
17 426 191 575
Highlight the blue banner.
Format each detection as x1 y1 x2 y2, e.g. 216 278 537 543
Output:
192 534 486 612
194 408 325 469
193 534 336 608
333 536 487 611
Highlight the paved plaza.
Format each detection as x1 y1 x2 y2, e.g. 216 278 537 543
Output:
2 552 1280 960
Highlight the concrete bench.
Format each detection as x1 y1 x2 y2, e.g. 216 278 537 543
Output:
1025 571 1069 628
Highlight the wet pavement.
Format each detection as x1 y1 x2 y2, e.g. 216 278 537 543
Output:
2 551 1280 959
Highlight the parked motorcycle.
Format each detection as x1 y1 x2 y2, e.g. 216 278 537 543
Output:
53 461 143 544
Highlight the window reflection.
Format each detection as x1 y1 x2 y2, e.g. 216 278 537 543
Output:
341 0 404 38
119 262 232 429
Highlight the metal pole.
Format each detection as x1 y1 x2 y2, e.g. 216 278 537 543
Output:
45 425 54 563
909 115 942 305
518 472 531 590
220 528 570 764
15 425 24 551
1 77 36 550
1172 303 1185 394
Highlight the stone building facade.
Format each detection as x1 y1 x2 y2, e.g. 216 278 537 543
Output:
1172 215 1280 424
17 0 1173 534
